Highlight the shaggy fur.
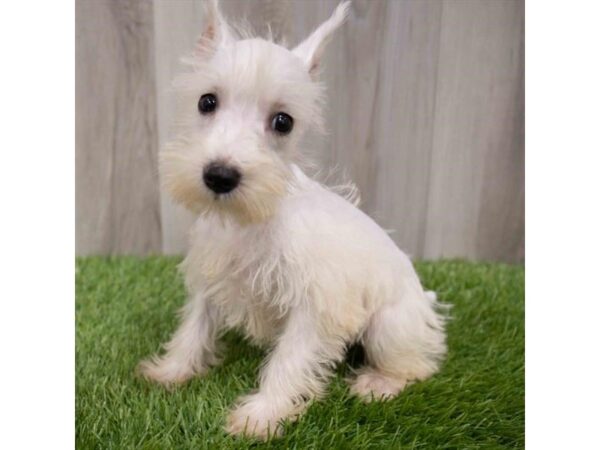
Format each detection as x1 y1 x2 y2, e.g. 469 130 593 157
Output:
139 0 447 439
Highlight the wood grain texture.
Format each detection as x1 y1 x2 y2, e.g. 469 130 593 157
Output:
475 2 525 262
423 0 524 260
76 0 161 255
368 0 443 258
77 0 525 262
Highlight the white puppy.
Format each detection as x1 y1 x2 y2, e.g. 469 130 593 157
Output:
139 0 447 439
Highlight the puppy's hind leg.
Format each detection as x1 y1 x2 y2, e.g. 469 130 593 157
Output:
138 292 220 386
349 288 447 402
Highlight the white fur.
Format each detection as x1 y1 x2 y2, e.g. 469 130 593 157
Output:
139 0 447 440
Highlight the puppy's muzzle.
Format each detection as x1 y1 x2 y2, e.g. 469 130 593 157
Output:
203 163 241 194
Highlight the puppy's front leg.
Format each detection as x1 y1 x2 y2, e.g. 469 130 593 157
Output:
226 308 346 439
138 292 220 386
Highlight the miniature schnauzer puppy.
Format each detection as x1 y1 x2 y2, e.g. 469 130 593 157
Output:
139 0 447 439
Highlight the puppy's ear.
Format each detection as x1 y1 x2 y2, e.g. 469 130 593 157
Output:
292 1 350 78
195 0 234 57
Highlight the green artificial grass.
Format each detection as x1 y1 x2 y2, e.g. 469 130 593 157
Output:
76 257 524 449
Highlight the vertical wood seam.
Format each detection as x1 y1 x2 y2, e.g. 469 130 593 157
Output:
420 0 445 259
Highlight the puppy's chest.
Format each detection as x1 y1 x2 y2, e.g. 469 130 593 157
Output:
224 258 292 344
187 224 290 343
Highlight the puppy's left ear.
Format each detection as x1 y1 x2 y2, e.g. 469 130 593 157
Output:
195 0 234 58
292 1 351 78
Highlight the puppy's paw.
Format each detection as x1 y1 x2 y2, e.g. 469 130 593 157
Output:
348 368 408 402
137 355 199 387
226 394 288 440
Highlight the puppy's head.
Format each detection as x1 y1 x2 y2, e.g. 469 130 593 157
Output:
161 0 350 224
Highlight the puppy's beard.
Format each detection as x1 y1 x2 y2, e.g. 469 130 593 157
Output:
201 178 287 224
160 149 290 225
225 170 288 223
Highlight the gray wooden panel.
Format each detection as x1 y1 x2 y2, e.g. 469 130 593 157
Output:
221 0 292 42
423 0 524 261
368 0 443 258
76 0 161 255
476 3 525 262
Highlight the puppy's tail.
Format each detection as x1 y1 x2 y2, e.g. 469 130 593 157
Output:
425 290 453 321
424 290 437 303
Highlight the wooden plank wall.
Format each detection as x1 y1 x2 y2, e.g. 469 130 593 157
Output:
76 0 524 262
76 0 162 254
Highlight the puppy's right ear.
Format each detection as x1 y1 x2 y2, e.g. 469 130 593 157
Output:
292 1 350 78
195 0 234 57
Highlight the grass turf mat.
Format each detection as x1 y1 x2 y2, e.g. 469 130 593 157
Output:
76 257 524 449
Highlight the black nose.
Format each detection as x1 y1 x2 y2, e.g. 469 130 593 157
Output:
203 163 241 194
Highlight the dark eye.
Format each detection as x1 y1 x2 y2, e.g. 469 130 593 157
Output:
198 93 218 114
271 112 294 135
